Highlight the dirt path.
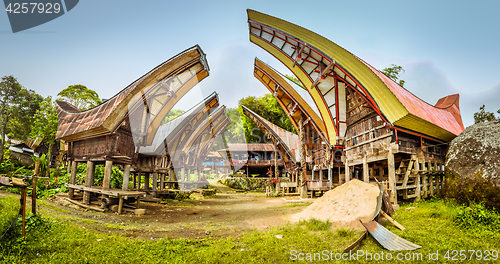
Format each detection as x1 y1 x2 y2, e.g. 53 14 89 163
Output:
0 182 312 240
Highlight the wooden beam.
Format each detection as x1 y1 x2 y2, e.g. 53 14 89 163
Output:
311 59 335 89
402 160 414 187
380 210 405 230
292 43 307 68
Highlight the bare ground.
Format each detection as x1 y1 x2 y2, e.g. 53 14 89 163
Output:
0 181 312 240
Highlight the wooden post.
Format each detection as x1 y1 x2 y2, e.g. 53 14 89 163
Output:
414 159 421 201
31 160 40 215
144 173 150 190
21 187 26 241
132 172 136 189
137 172 142 190
388 148 397 205
328 165 332 187
68 161 77 199
83 161 94 204
345 160 350 182
122 164 131 191
180 168 185 182
160 173 165 191
118 196 124 214
102 160 113 191
152 172 158 197
363 155 369 183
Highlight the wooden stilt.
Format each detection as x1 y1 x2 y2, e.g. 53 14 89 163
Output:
363 155 369 183
68 161 77 199
144 173 150 190
388 148 397 205
152 172 158 197
122 164 131 191
83 161 95 204
102 160 113 200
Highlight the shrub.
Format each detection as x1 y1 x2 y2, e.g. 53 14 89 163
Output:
454 202 500 232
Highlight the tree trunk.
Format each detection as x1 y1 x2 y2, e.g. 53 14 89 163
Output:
0 113 11 162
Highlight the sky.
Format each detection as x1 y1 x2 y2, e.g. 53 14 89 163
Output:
1 0 499 128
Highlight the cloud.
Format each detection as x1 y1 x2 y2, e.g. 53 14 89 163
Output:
401 60 500 127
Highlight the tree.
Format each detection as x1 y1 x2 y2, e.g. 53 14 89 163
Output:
161 109 185 125
7 89 43 141
473 105 499 124
0 75 40 161
31 96 58 177
57 84 103 111
381 64 405 87
284 74 304 89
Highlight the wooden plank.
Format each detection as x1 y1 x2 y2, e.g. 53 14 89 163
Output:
380 210 405 231
344 133 393 151
65 184 146 197
64 197 105 212
343 231 367 253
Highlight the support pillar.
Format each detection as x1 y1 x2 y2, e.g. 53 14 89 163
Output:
363 155 369 183
152 172 158 197
122 164 131 191
328 165 332 187
415 159 421 201
160 173 165 191
83 161 95 204
102 160 113 191
137 172 142 190
144 173 150 190
68 161 77 199
345 160 350 182
132 172 136 189
388 148 397 205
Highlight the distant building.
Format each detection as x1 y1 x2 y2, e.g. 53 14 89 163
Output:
217 143 283 176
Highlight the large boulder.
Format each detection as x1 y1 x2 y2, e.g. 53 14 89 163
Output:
445 119 500 211
290 179 380 230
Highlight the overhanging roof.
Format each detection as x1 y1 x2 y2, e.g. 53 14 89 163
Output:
242 105 300 163
247 10 464 142
56 45 210 143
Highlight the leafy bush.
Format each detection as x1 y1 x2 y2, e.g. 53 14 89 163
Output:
454 202 500 232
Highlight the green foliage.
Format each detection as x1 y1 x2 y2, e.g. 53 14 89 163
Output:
381 64 405 87
57 84 103 111
284 74 304 88
175 192 191 201
298 218 332 231
454 203 500 232
161 109 185 125
473 105 499 124
0 75 42 161
238 94 296 143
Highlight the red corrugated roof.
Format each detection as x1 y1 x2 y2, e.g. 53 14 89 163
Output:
360 60 465 136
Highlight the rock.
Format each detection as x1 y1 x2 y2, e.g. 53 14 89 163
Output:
290 179 380 230
445 119 500 211
134 209 146 215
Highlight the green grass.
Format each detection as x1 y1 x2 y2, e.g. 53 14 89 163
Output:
1 195 499 263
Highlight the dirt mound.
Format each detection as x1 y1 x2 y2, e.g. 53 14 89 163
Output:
290 179 380 230
445 119 500 211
